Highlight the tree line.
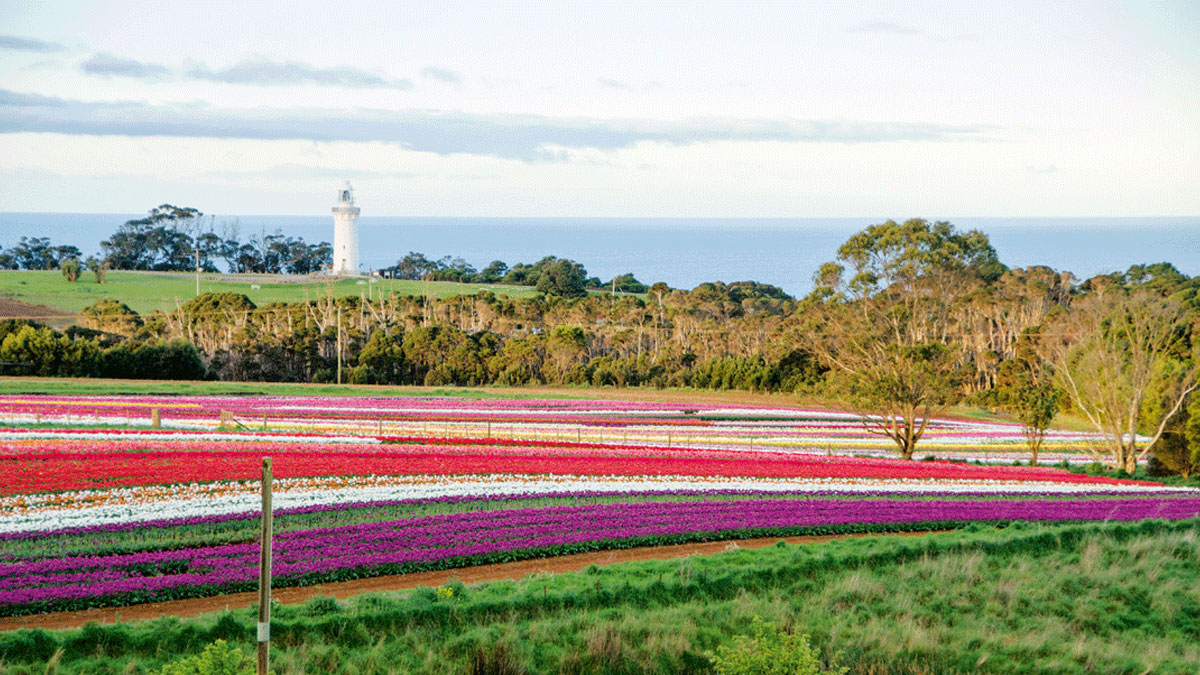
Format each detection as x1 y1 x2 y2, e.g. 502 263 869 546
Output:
0 205 332 276
2 218 1197 474
380 251 648 296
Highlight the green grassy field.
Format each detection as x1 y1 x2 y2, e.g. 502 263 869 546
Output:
3 520 1198 674
0 376 565 399
0 270 543 316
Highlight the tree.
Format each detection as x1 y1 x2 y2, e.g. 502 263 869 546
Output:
79 299 143 336
801 219 1000 459
608 273 648 293
994 354 1061 466
60 258 80 282
6 237 80 270
357 329 405 384
536 258 588 298
387 251 439 280
83 256 108 284
101 205 202 271
476 260 509 283
1038 289 1200 473
195 232 225 273
547 325 588 380
0 324 99 377
1150 392 1199 478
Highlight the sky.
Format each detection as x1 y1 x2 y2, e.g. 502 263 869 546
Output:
0 0 1198 217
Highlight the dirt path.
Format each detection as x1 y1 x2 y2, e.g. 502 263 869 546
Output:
0 297 70 320
0 531 938 633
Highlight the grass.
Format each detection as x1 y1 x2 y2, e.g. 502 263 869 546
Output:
0 377 821 409
0 377 1025 421
0 270 545 316
2 519 1198 673
0 376 572 399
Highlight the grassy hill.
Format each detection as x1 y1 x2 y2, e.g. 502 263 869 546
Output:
0 270 543 317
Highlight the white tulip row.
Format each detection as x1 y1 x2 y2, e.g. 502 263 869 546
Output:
2 473 1191 536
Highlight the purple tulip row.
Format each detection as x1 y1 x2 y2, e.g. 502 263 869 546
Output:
6 487 1189 543
2 495 1198 611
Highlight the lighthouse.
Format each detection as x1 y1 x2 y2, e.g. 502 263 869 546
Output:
331 180 360 275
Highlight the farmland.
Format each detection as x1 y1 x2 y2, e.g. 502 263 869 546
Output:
0 270 543 317
1 392 1199 673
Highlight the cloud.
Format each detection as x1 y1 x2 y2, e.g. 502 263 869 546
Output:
0 88 997 160
0 89 67 107
188 58 412 89
0 35 65 52
81 53 171 80
852 21 921 35
202 164 413 180
422 66 461 84
597 78 634 91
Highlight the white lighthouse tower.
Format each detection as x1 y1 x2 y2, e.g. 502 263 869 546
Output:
331 180 360 275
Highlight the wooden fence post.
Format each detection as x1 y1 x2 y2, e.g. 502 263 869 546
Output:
257 457 273 674
151 408 161 429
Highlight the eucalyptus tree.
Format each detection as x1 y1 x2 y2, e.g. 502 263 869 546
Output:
1037 288 1199 473
801 219 1003 459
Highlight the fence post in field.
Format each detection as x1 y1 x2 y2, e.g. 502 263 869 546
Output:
257 457 273 675
151 408 161 429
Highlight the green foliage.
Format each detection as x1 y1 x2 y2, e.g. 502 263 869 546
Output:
607 272 648 293
4 236 80 270
1151 392 1200 478
536 258 588 298
994 355 1062 464
0 323 100 377
709 616 846 675
99 205 329 274
79 299 143 335
830 218 1005 294
100 339 207 381
59 258 80 282
83 256 107 283
356 328 405 384
156 640 252 675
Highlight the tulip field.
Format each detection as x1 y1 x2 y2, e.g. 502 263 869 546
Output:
2 393 1199 618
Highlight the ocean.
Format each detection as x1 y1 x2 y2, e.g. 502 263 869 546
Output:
1 213 1197 296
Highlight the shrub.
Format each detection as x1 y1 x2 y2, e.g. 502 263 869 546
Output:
708 616 846 675
60 258 81 282
157 640 252 675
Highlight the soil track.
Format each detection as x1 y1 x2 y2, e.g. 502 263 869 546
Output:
0 297 66 320
0 530 939 633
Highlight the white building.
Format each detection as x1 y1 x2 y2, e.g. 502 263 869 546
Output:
331 180 361 275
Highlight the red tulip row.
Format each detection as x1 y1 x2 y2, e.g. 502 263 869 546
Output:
1 443 1150 495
